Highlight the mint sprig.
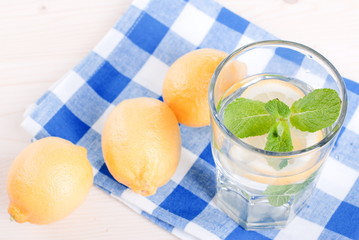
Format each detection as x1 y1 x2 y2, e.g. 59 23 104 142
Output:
223 88 341 152
223 88 341 207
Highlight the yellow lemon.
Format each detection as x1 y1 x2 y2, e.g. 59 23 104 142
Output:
7 137 93 224
217 60 248 99
102 97 181 196
163 48 228 127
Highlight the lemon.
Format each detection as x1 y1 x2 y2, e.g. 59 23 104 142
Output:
7 137 93 224
163 48 228 127
217 60 247 97
102 97 181 196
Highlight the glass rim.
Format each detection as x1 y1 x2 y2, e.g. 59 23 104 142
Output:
208 40 348 157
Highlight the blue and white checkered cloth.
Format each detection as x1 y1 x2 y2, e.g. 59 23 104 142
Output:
22 0 359 239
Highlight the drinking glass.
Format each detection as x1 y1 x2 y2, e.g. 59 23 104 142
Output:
208 40 347 230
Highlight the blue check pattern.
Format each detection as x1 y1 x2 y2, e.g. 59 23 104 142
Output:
22 0 359 239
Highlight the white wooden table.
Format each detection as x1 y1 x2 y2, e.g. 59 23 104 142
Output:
1 0 358 239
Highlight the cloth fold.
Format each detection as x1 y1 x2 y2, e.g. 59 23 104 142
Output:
22 0 359 239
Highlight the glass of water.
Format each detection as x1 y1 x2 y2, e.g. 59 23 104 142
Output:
208 40 347 230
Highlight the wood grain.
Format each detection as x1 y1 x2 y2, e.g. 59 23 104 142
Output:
0 0 358 239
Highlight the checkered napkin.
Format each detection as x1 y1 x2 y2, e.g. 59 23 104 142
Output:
22 0 359 239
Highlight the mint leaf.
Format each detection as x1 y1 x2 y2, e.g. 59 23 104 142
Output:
264 121 293 152
264 172 317 206
265 99 291 118
264 120 293 170
267 195 291 207
290 88 341 132
267 158 289 170
265 184 302 207
223 98 276 138
279 159 289 169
